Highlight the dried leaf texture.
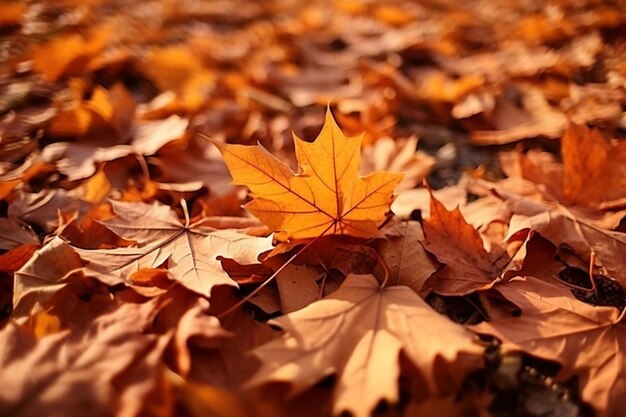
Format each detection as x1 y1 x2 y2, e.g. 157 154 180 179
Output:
422 190 502 295
12 237 83 323
248 274 483 417
377 221 438 296
562 123 626 208
0 301 168 417
214 110 403 240
474 277 626 417
76 200 273 296
507 212 626 290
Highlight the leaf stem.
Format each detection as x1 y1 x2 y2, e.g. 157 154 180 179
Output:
217 222 336 319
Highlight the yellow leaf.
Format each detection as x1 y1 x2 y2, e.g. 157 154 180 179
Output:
213 110 403 240
31 27 109 82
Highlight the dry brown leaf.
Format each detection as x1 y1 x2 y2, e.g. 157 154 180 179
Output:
0 217 38 250
188 287 277 390
0 300 168 417
75 200 273 296
377 221 438 296
170 297 231 376
8 189 89 232
561 123 626 209
248 274 483 417
507 212 626 290
422 189 505 295
473 277 626 417
12 236 84 324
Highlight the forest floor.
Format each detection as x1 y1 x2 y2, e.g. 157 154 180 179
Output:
1 1 626 417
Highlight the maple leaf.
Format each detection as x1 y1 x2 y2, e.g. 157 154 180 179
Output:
248 274 484 417
213 109 403 240
473 277 626 417
421 189 507 295
75 200 273 297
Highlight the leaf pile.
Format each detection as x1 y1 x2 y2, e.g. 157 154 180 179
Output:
2 1 626 417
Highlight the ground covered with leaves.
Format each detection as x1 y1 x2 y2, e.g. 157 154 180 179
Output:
1 1 626 416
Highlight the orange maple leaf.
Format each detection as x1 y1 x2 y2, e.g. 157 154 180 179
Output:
213 110 403 240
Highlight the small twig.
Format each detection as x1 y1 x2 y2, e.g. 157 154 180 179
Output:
135 153 151 182
587 251 598 295
318 261 330 299
376 250 390 288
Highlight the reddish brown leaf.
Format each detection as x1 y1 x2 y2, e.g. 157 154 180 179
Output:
422 189 504 295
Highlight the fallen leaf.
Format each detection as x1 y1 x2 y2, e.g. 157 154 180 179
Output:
8 189 89 232
422 189 505 295
213 109 403 240
0 2 25 27
31 27 110 82
76 200 273 296
248 274 484 417
0 243 40 273
0 300 168 417
473 277 626 417
0 217 38 250
43 115 188 181
506 212 626 290
171 297 231 376
361 136 434 191
376 221 439 296
12 236 84 324
47 83 136 140
561 123 626 209
276 264 323 313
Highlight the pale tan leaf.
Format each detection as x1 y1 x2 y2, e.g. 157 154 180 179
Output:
507 212 626 290
473 277 626 417
76 200 273 296
0 301 168 417
12 237 84 324
8 189 88 232
248 274 483 417
276 264 323 313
